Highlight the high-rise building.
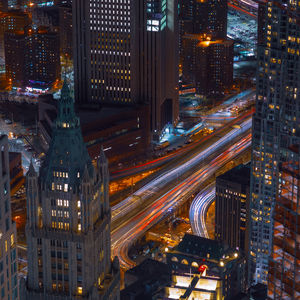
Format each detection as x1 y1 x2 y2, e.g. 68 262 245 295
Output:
73 0 179 140
179 0 227 58
179 0 231 97
182 34 233 97
4 26 61 88
4 31 25 86
267 145 300 299
0 135 19 300
24 26 61 88
248 0 300 285
215 164 250 255
58 3 72 59
20 81 120 299
0 9 30 62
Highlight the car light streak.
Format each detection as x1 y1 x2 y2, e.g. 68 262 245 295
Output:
189 185 215 238
111 133 251 270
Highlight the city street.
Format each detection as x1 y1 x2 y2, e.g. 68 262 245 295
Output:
111 131 252 270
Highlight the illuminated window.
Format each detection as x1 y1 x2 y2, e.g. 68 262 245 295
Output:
64 200 69 207
5 240 8 252
77 201 81 208
51 210 56 217
10 234 14 246
64 184 68 192
78 224 81 232
191 262 199 268
77 287 82 295
181 259 188 265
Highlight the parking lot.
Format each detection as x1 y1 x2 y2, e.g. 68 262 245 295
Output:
228 8 257 59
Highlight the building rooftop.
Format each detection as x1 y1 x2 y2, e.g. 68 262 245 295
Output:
217 163 250 186
173 234 229 261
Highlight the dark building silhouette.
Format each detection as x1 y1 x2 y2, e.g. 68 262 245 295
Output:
58 3 72 59
0 0 8 11
215 164 250 255
4 30 25 86
179 0 232 97
37 94 151 165
0 135 19 300
182 34 233 97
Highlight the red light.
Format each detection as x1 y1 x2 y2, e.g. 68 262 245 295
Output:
198 265 207 273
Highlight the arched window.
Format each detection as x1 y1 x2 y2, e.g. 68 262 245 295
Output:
191 262 199 268
171 256 179 262
181 259 188 265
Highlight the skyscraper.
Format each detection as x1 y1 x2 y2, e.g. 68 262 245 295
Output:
4 31 25 86
0 135 19 300
215 164 250 255
179 0 231 97
182 34 233 97
20 81 120 299
24 26 61 88
179 0 227 57
4 26 61 89
267 145 300 299
249 0 300 285
73 0 179 140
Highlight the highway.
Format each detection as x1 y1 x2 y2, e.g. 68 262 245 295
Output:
111 118 251 227
111 90 255 180
189 185 216 238
111 131 252 270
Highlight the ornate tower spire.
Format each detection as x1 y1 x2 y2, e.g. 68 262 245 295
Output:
56 79 79 129
22 82 120 300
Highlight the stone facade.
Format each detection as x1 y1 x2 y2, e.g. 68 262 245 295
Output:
20 81 120 300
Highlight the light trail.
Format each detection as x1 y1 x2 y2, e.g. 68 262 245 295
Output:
111 93 255 180
111 118 252 224
189 185 216 238
111 133 252 270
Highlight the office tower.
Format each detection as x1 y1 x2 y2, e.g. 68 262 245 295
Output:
142 0 179 139
182 34 233 97
21 81 120 299
0 10 30 63
4 31 25 86
179 0 227 58
73 0 179 140
249 1 300 285
4 26 60 88
267 145 300 299
24 26 60 88
58 3 72 59
215 164 250 254
0 135 19 300
179 0 231 97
